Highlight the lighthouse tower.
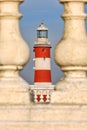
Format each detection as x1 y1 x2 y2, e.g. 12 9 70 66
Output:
33 23 53 103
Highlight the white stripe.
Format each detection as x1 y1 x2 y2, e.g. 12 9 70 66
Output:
34 83 52 89
34 58 51 70
35 83 51 85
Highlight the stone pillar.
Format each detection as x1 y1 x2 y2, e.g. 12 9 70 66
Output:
51 0 87 104
0 0 30 129
0 0 30 104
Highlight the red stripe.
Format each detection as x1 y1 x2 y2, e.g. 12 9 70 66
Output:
34 47 50 58
34 70 51 82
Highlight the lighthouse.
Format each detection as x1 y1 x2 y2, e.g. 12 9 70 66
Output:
33 23 53 103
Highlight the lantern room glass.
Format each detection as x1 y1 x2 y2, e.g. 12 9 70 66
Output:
37 30 48 38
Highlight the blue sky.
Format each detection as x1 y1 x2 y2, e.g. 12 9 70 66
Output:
19 0 87 84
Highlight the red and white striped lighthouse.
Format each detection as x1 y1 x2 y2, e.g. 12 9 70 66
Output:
33 23 52 103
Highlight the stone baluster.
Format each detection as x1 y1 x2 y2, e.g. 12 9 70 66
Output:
0 0 30 104
51 0 87 104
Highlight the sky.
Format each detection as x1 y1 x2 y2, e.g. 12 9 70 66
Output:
19 0 87 84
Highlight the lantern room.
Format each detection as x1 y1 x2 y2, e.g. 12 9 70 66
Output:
36 22 49 44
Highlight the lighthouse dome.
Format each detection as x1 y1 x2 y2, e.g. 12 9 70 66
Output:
37 22 48 31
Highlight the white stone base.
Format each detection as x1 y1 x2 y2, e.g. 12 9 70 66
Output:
31 85 54 103
0 104 87 130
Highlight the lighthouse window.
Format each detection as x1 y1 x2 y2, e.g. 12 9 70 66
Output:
37 30 48 38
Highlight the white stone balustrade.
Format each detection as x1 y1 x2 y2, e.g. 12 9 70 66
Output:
51 0 87 104
0 0 87 130
0 0 30 105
